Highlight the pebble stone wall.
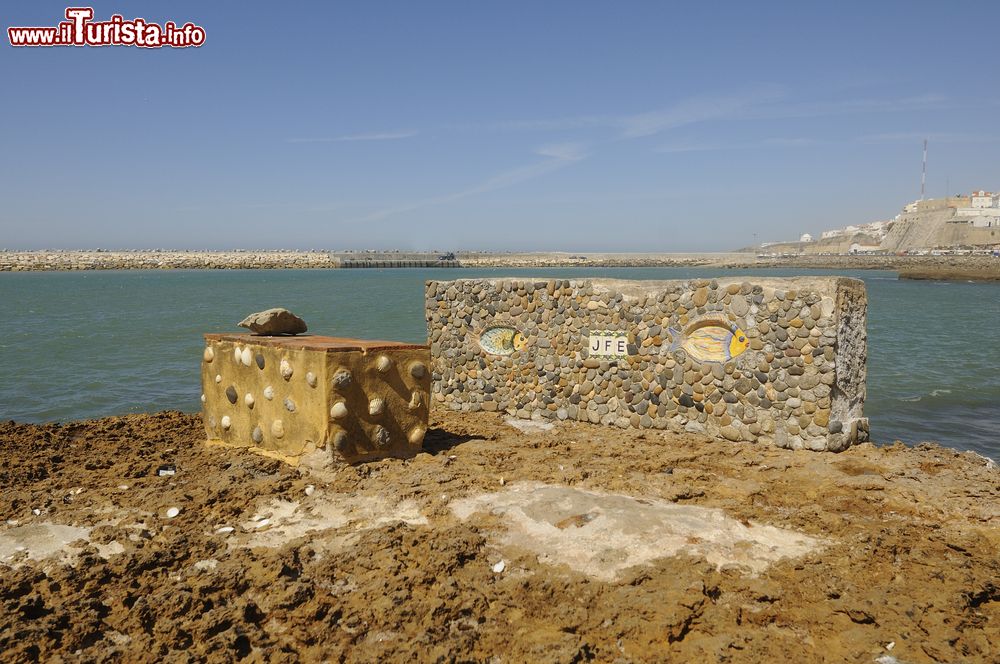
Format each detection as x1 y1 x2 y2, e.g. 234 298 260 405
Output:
426 277 869 451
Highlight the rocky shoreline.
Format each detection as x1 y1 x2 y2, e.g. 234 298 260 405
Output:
3 250 999 280
0 409 997 662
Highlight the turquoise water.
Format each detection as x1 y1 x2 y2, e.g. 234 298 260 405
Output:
0 268 997 458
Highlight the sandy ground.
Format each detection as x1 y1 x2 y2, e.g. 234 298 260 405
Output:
1 410 997 663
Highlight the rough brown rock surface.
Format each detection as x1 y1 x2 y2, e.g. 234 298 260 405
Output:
0 410 997 662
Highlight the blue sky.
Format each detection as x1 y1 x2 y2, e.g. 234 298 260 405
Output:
2 1 998 251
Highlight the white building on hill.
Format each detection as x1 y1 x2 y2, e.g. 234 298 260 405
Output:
800 233 813 243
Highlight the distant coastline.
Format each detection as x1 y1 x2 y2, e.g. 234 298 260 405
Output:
1 249 998 280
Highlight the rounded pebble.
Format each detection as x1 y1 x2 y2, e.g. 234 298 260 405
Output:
203 347 215 363
271 419 285 438
165 507 180 519
225 386 238 404
221 415 231 430
330 402 348 419
280 358 293 381
306 371 318 388
284 397 296 412
408 426 426 445
244 393 255 409
251 426 263 444
409 361 427 379
263 385 274 400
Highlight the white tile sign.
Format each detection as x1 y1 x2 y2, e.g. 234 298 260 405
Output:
587 331 629 358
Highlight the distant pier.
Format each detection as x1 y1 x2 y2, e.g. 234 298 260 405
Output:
340 259 461 268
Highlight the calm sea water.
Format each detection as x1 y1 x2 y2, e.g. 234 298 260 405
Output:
0 268 997 458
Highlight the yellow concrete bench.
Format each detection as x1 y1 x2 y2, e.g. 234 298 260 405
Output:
201 334 430 465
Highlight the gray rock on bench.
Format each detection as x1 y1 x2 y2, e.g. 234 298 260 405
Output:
238 308 308 336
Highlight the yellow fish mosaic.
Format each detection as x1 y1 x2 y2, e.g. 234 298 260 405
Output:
668 321 749 364
476 325 528 356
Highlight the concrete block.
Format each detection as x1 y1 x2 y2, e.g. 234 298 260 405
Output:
201 334 430 464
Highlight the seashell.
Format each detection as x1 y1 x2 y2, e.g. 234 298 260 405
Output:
271 420 285 439
372 425 390 448
215 374 222 384
304 485 315 496
240 347 253 367
203 347 215 363
200 394 206 404
368 397 385 416
306 371 317 388
409 361 426 379
234 346 242 363
492 560 506 574
225 386 238 404
375 355 393 373
408 391 425 411
263 385 274 400
330 402 348 419
284 397 295 412
280 358 293 381
166 507 181 519
215 526 234 535
332 369 352 388
251 426 263 444
221 416 231 430
408 426 426 445
244 393 255 409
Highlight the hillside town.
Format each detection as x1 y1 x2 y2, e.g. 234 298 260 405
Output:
760 189 1000 255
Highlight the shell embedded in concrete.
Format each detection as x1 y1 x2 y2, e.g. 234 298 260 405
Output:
280 359 293 381
332 369 352 388
306 372 318 388
330 402 348 419
284 397 296 412
373 425 390 448
408 391 424 411
203 347 215 363
409 361 426 379
233 346 242 363
221 416 232 430
245 393 255 409
271 420 285 439
375 355 393 373
368 397 385 416
251 425 263 444
201 394 206 404
215 374 222 384
408 426 426 445
263 385 274 400
240 347 253 367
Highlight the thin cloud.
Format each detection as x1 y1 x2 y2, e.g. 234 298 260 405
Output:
618 89 784 138
346 144 587 223
655 137 820 154
855 131 1000 144
287 131 417 144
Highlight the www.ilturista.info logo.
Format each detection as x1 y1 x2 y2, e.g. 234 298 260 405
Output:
8 7 205 48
